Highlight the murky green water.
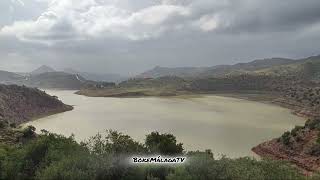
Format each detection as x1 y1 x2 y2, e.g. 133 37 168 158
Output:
25 90 305 158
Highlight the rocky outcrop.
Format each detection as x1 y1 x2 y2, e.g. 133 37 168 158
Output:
251 82 320 175
252 130 320 175
252 117 320 175
0 84 73 125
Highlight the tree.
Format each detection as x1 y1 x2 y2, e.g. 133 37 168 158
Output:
22 125 36 138
145 132 183 155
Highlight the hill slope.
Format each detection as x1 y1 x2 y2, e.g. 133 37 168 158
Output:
137 58 295 78
0 70 108 90
256 55 320 80
26 72 87 89
0 70 25 84
137 66 211 78
0 84 72 125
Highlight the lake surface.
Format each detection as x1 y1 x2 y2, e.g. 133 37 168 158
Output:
26 90 305 158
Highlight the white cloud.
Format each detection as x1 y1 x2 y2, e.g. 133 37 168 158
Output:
0 0 222 43
194 14 219 32
2 0 317 45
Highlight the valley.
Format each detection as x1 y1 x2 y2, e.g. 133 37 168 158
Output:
0 54 320 177
24 90 305 158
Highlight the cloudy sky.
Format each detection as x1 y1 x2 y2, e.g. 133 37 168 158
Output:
0 0 320 75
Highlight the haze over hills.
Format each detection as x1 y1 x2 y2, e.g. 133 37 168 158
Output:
1 54 319 89
78 54 320 105
137 56 320 78
63 68 126 83
137 66 212 78
0 70 25 84
0 66 111 90
17 65 126 84
26 72 88 89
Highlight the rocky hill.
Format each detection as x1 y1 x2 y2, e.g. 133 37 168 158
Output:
252 117 320 175
0 84 72 125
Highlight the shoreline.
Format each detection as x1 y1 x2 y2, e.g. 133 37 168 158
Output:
77 88 310 119
33 89 316 174
20 105 74 127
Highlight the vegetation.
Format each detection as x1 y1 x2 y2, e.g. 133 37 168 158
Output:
0 127 309 180
280 131 292 146
276 118 320 157
168 155 305 180
145 132 183 155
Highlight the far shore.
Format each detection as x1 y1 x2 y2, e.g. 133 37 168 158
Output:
76 88 309 119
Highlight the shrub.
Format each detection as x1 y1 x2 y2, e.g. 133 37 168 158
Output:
167 156 303 180
305 119 320 130
9 123 16 128
291 126 303 137
281 131 291 146
0 130 305 180
0 120 8 129
1 133 86 179
22 125 36 138
145 132 183 155
85 130 146 155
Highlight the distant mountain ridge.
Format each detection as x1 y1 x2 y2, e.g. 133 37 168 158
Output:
137 66 211 78
1 55 319 89
137 57 303 78
26 71 88 89
0 70 25 84
31 65 56 75
0 66 102 90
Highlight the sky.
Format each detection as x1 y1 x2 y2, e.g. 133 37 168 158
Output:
0 0 320 75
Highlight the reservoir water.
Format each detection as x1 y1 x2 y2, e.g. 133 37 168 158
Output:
25 90 305 158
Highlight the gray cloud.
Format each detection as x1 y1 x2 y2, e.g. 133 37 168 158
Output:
0 0 319 75
219 0 320 33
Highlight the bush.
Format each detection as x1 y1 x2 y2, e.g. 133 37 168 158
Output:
145 132 183 155
36 152 94 180
22 125 36 138
291 126 303 137
305 119 320 130
9 123 16 128
167 156 303 180
85 130 146 155
0 120 8 129
281 131 291 146
1 133 86 179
